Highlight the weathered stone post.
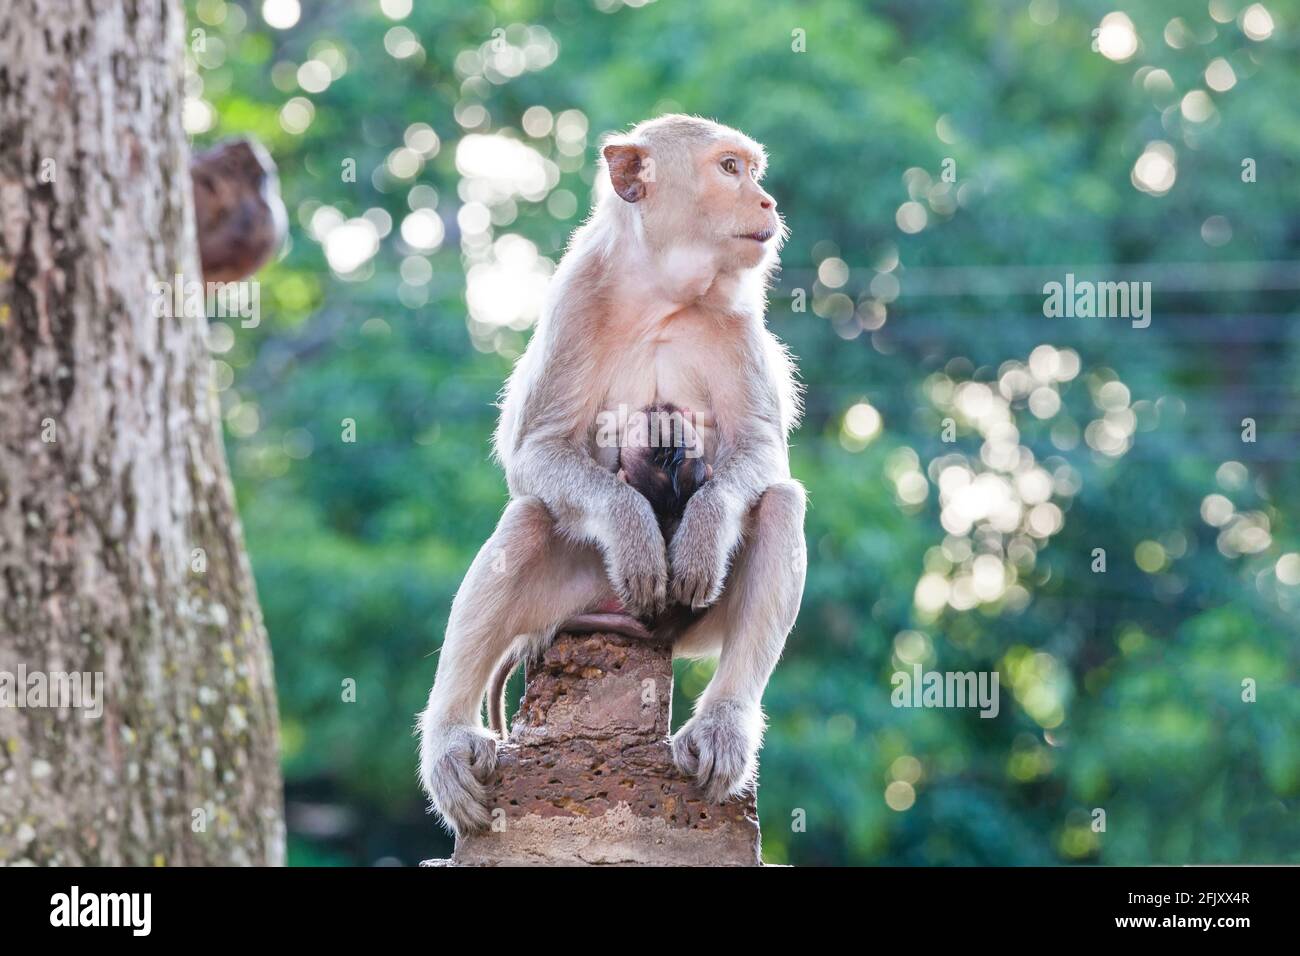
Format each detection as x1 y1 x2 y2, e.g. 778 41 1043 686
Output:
432 631 762 866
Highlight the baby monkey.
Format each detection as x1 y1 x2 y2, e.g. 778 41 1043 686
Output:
616 403 712 543
486 404 709 737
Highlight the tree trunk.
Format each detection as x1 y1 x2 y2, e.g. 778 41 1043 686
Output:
0 0 284 865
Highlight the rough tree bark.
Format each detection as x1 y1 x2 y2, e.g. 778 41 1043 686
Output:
0 0 284 864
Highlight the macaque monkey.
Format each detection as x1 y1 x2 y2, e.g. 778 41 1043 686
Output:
419 115 806 835
190 139 286 282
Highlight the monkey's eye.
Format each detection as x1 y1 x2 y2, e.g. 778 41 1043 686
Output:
720 157 739 175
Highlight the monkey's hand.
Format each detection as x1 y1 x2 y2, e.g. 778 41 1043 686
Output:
605 485 668 617
419 723 499 836
668 492 737 609
671 699 763 802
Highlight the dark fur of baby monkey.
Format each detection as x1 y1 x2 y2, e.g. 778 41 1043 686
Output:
617 421 711 542
614 403 711 637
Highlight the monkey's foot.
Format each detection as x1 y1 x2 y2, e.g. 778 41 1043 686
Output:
671 699 763 803
419 723 499 836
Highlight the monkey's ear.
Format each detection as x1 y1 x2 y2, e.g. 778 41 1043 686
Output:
602 143 648 203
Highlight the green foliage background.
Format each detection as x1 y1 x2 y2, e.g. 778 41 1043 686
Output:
186 0 1300 865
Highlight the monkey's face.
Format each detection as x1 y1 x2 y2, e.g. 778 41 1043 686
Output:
602 116 783 276
694 141 783 272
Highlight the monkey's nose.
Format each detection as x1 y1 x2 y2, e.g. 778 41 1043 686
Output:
760 197 774 210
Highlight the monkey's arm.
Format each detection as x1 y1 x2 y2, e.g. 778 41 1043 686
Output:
669 424 786 607
668 339 791 609
500 329 669 616
698 420 789 510
510 432 634 535
508 435 666 616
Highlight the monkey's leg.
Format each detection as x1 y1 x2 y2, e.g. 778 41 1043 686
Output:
418 496 607 834
670 480 806 801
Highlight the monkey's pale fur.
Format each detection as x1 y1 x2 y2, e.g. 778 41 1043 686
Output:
418 115 806 835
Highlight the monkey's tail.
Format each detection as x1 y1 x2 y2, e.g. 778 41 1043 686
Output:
487 656 517 739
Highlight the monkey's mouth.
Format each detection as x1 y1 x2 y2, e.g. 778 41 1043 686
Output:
737 228 776 243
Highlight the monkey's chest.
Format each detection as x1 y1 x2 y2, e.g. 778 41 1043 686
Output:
595 337 721 467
